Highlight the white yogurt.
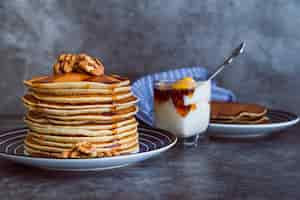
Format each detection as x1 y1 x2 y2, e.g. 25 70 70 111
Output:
154 80 211 138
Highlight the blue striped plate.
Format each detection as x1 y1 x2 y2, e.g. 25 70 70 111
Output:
208 109 299 138
0 127 177 171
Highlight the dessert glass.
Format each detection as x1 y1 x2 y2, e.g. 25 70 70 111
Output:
153 79 211 146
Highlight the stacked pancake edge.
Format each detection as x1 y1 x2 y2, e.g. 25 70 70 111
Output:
22 73 139 158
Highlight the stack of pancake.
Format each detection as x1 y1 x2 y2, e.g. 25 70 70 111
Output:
211 101 270 124
22 56 139 158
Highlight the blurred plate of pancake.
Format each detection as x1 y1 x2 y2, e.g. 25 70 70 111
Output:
0 126 177 171
208 101 299 138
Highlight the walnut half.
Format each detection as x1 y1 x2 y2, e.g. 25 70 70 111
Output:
53 53 104 76
61 141 97 158
60 141 121 159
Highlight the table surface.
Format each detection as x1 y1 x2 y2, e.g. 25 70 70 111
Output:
0 118 299 200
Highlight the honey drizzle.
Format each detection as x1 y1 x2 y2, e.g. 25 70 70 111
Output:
111 87 118 131
31 73 128 84
154 87 196 117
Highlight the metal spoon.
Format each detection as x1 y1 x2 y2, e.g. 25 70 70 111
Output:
208 42 245 81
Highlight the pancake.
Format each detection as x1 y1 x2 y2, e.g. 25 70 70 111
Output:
25 128 139 158
29 91 133 104
26 116 129 125
32 106 138 122
27 128 138 143
24 118 138 136
25 136 138 153
24 73 130 89
24 101 136 116
28 132 138 148
24 138 139 158
211 116 270 124
23 94 138 110
26 114 136 127
29 86 131 95
25 143 139 158
211 101 268 120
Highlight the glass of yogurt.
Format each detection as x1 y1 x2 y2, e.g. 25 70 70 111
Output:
154 77 211 146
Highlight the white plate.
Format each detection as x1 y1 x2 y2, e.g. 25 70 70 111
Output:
208 110 299 138
0 127 177 171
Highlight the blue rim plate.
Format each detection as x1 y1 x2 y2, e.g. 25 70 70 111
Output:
208 109 299 138
0 126 177 171
137 109 299 139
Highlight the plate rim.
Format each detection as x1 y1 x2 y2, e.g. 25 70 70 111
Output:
209 109 299 129
137 109 300 129
0 126 177 162
209 118 299 129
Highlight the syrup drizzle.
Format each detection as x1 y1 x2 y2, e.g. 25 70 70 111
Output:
154 87 196 117
31 73 128 84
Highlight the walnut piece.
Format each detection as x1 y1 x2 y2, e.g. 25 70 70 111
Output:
53 53 104 76
61 141 97 159
60 141 121 159
75 141 97 155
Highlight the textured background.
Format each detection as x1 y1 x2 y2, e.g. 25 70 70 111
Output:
0 0 299 115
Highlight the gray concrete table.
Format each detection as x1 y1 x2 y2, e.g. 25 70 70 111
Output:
0 118 299 200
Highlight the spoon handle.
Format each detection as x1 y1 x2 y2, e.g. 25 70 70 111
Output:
208 42 245 81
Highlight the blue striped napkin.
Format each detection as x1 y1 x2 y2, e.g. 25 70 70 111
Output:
132 67 236 126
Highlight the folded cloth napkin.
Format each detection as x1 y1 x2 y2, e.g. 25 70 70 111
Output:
132 67 236 126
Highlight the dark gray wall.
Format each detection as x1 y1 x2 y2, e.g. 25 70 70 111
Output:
1 0 300 115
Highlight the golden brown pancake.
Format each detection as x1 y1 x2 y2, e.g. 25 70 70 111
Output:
211 101 269 124
27 128 137 143
23 94 138 110
23 68 139 159
27 106 138 122
29 86 131 95
23 100 137 116
26 114 136 127
25 140 139 158
211 116 270 124
29 91 133 104
25 144 139 158
24 73 130 89
211 101 267 119
24 117 138 136
28 131 138 148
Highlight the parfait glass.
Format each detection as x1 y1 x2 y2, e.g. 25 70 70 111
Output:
153 80 211 146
